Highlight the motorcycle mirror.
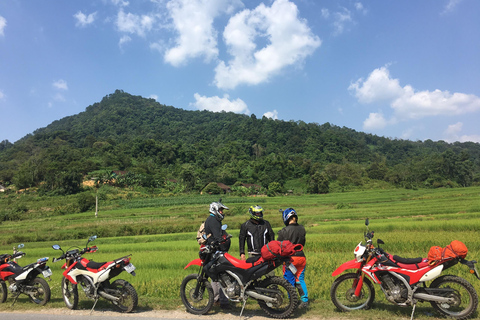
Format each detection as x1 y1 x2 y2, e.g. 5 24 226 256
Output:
89 235 97 242
221 224 228 231
377 239 385 245
17 244 25 249
52 245 61 250
365 218 369 226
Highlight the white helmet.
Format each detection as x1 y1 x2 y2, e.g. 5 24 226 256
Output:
209 201 229 220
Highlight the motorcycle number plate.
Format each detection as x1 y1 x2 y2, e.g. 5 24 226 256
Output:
125 263 136 274
287 263 297 274
42 268 53 278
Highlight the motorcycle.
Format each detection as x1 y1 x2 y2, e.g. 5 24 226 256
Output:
0 243 52 306
181 225 299 319
331 218 480 320
52 235 138 313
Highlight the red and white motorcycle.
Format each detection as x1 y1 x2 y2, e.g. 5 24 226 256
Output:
0 244 52 306
52 235 138 313
331 219 480 319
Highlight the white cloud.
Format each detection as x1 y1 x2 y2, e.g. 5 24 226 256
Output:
191 93 249 114
164 0 242 67
0 15 6 36
74 11 97 27
0 90 5 100
441 0 462 15
52 79 68 90
354 2 368 15
350 66 480 122
119 35 131 48
116 9 154 37
349 66 404 104
445 122 463 135
111 0 129 6
363 112 387 130
457 134 480 143
149 94 158 100
263 110 278 120
214 0 321 89
444 122 480 143
332 7 352 36
321 8 329 19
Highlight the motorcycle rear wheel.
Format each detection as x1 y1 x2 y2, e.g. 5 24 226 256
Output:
61 276 79 310
429 275 478 320
256 276 299 319
0 280 7 303
330 273 375 311
180 274 214 315
29 277 51 305
109 279 138 313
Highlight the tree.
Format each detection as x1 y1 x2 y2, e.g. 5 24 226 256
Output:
307 171 329 194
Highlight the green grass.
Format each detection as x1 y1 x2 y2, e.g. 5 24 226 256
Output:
1 187 480 319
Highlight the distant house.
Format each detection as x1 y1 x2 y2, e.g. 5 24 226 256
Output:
216 183 231 193
240 183 261 190
201 182 231 194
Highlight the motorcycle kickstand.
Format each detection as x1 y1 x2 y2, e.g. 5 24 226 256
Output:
410 302 417 320
10 294 20 308
90 297 99 315
239 296 249 319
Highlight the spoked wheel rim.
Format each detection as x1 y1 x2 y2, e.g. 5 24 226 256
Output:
180 274 214 315
331 273 375 312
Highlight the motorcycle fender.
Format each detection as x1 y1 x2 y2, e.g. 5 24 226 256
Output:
63 261 78 284
332 259 362 277
184 259 203 269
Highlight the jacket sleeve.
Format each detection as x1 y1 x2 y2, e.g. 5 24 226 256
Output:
238 222 247 255
277 228 285 241
266 221 275 242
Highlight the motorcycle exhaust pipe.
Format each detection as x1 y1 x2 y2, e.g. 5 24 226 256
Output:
413 293 454 303
245 290 276 303
99 291 119 302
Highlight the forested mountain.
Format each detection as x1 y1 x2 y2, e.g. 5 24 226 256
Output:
1 90 479 194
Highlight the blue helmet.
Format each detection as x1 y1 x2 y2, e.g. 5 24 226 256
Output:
282 208 297 226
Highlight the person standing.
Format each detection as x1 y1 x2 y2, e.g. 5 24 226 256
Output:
277 207 308 308
239 205 275 263
204 201 231 309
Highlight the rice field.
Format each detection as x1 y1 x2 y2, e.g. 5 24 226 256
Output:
1 187 480 318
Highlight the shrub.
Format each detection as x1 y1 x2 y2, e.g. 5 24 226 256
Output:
77 192 96 212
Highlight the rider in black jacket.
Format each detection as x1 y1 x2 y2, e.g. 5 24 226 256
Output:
239 206 274 263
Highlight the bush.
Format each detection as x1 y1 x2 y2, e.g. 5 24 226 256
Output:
202 183 222 195
77 192 96 212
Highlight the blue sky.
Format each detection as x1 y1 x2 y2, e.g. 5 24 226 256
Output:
1 0 479 143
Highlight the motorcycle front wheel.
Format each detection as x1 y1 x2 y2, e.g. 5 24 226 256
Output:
256 276 299 319
0 280 7 303
330 273 375 311
429 275 478 320
109 279 138 313
29 277 51 305
61 276 79 310
180 274 214 315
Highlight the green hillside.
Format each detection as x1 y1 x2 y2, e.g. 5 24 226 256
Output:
1 90 479 197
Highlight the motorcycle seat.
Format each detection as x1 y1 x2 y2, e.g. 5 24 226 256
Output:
224 253 254 270
393 255 429 270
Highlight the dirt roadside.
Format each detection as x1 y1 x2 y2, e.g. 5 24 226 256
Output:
0 307 342 320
